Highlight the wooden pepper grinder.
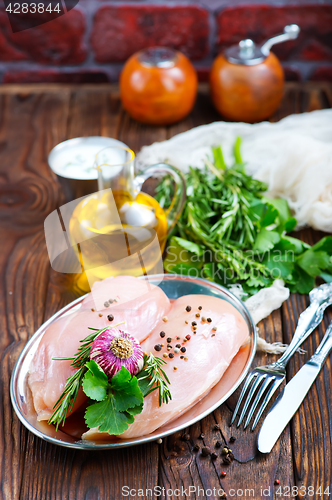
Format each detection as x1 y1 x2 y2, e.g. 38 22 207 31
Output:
210 25 300 122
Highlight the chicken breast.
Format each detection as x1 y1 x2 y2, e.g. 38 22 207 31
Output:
83 293 249 441
28 276 171 421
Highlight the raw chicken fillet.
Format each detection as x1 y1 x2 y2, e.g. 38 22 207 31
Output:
28 276 171 421
83 294 249 441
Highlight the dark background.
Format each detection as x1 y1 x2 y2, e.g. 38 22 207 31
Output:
0 0 331 84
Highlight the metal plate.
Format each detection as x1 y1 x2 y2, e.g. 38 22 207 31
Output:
10 274 257 450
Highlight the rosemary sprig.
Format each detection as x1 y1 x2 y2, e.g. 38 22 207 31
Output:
48 324 123 430
137 353 172 406
48 365 85 430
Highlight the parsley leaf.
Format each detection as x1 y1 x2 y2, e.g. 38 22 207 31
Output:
85 394 135 435
82 360 109 401
297 250 331 277
311 236 332 254
127 403 144 415
274 235 306 254
253 229 280 252
82 364 144 435
257 203 278 229
283 217 297 233
263 251 295 281
289 265 315 294
112 368 144 412
264 197 296 232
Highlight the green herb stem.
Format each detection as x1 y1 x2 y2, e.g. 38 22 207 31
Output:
137 354 172 406
48 322 125 429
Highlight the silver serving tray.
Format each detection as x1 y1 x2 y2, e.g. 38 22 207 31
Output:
10 274 257 449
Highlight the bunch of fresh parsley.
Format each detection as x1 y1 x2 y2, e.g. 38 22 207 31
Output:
155 138 332 296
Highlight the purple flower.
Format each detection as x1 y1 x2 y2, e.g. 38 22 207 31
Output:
90 328 144 379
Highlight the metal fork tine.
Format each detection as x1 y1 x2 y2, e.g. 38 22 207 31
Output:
251 378 284 431
237 374 267 427
243 377 275 430
230 372 257 425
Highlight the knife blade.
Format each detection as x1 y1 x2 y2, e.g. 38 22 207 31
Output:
257 319 332 454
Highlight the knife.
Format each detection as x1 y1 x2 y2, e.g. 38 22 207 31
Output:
257 319 332 453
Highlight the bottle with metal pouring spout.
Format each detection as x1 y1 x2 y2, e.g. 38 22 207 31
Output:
68 146 186 292
210 25 300 123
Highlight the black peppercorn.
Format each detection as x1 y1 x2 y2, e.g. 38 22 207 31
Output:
160 331 166 338
169 353 174 359
215 441 222 448
180 347 186 353
201 446 211 457
198 306 202 310
193 444 200 452
107 314 114 322
211 452 218 460
186 305 192 312
191 321 197 326
167 337 172 343
104 301 110 308
207 317 212 323
229 436 236 443
154 344 162 352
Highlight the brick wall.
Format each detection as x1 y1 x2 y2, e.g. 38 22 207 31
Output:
1 0 332 84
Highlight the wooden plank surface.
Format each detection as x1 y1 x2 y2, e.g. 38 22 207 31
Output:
0 82 331 500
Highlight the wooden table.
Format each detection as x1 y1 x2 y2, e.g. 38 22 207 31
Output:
1 82 332 500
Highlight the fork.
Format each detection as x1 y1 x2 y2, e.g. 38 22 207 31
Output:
231 282 332 431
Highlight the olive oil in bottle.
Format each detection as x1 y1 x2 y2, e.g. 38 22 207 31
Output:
69 189 167 291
